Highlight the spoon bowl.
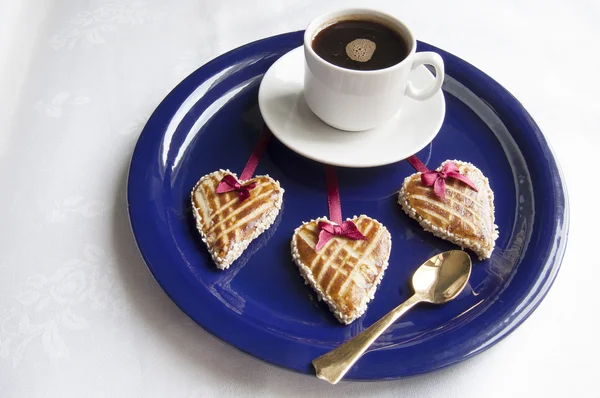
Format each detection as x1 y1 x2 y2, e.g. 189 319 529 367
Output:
413 250 472 304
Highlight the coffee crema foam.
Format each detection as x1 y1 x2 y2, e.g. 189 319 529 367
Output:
311 19 407 71
345 38 376 63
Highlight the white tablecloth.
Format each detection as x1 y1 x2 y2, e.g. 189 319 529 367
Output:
1 0 598 396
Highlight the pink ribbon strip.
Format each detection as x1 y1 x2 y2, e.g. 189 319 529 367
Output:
325 165 343 225
316 166 366 251
406 155 429 173
406 155 478 199
216 127 272 202
240 128 272 181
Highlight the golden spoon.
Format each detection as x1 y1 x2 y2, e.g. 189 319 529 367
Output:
312 250 472 384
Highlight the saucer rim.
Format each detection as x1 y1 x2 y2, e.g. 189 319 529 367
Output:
258 46 446 168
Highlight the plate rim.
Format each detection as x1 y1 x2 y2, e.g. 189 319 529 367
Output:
127 30 569 380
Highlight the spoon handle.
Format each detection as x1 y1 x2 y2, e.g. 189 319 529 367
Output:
312 294 422 384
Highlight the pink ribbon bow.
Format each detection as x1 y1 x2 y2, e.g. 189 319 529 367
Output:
420 161 478 199
316 220 366 252
215 174 257 202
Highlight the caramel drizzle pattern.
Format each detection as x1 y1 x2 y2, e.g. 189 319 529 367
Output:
210 181 271 218
195 173 278 248
207 184 272 234
412 185 484 215
311 219 377 293
336 222 383 301
409 193 480 232
296 217 384 314
406 167 493 241
323 219 377 294
321 224 374 295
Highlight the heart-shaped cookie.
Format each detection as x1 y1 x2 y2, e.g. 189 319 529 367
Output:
191 169 284 270
291 215 391 324
398 160 498 259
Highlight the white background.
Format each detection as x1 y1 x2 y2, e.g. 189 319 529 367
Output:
0 0 598 396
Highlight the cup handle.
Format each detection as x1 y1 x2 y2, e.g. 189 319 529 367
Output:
405 52 445 100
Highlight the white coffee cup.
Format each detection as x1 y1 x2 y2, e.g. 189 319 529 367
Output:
303 8 445 132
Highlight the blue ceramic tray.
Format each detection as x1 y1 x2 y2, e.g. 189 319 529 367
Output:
127 31 568 380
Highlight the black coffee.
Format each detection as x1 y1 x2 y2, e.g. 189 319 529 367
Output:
312 19 408 71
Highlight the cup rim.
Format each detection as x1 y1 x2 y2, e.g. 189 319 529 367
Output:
303 8 418 75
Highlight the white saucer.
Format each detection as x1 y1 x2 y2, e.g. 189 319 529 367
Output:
258 47 446 168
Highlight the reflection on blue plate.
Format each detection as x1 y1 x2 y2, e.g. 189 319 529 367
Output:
127 31 568 380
